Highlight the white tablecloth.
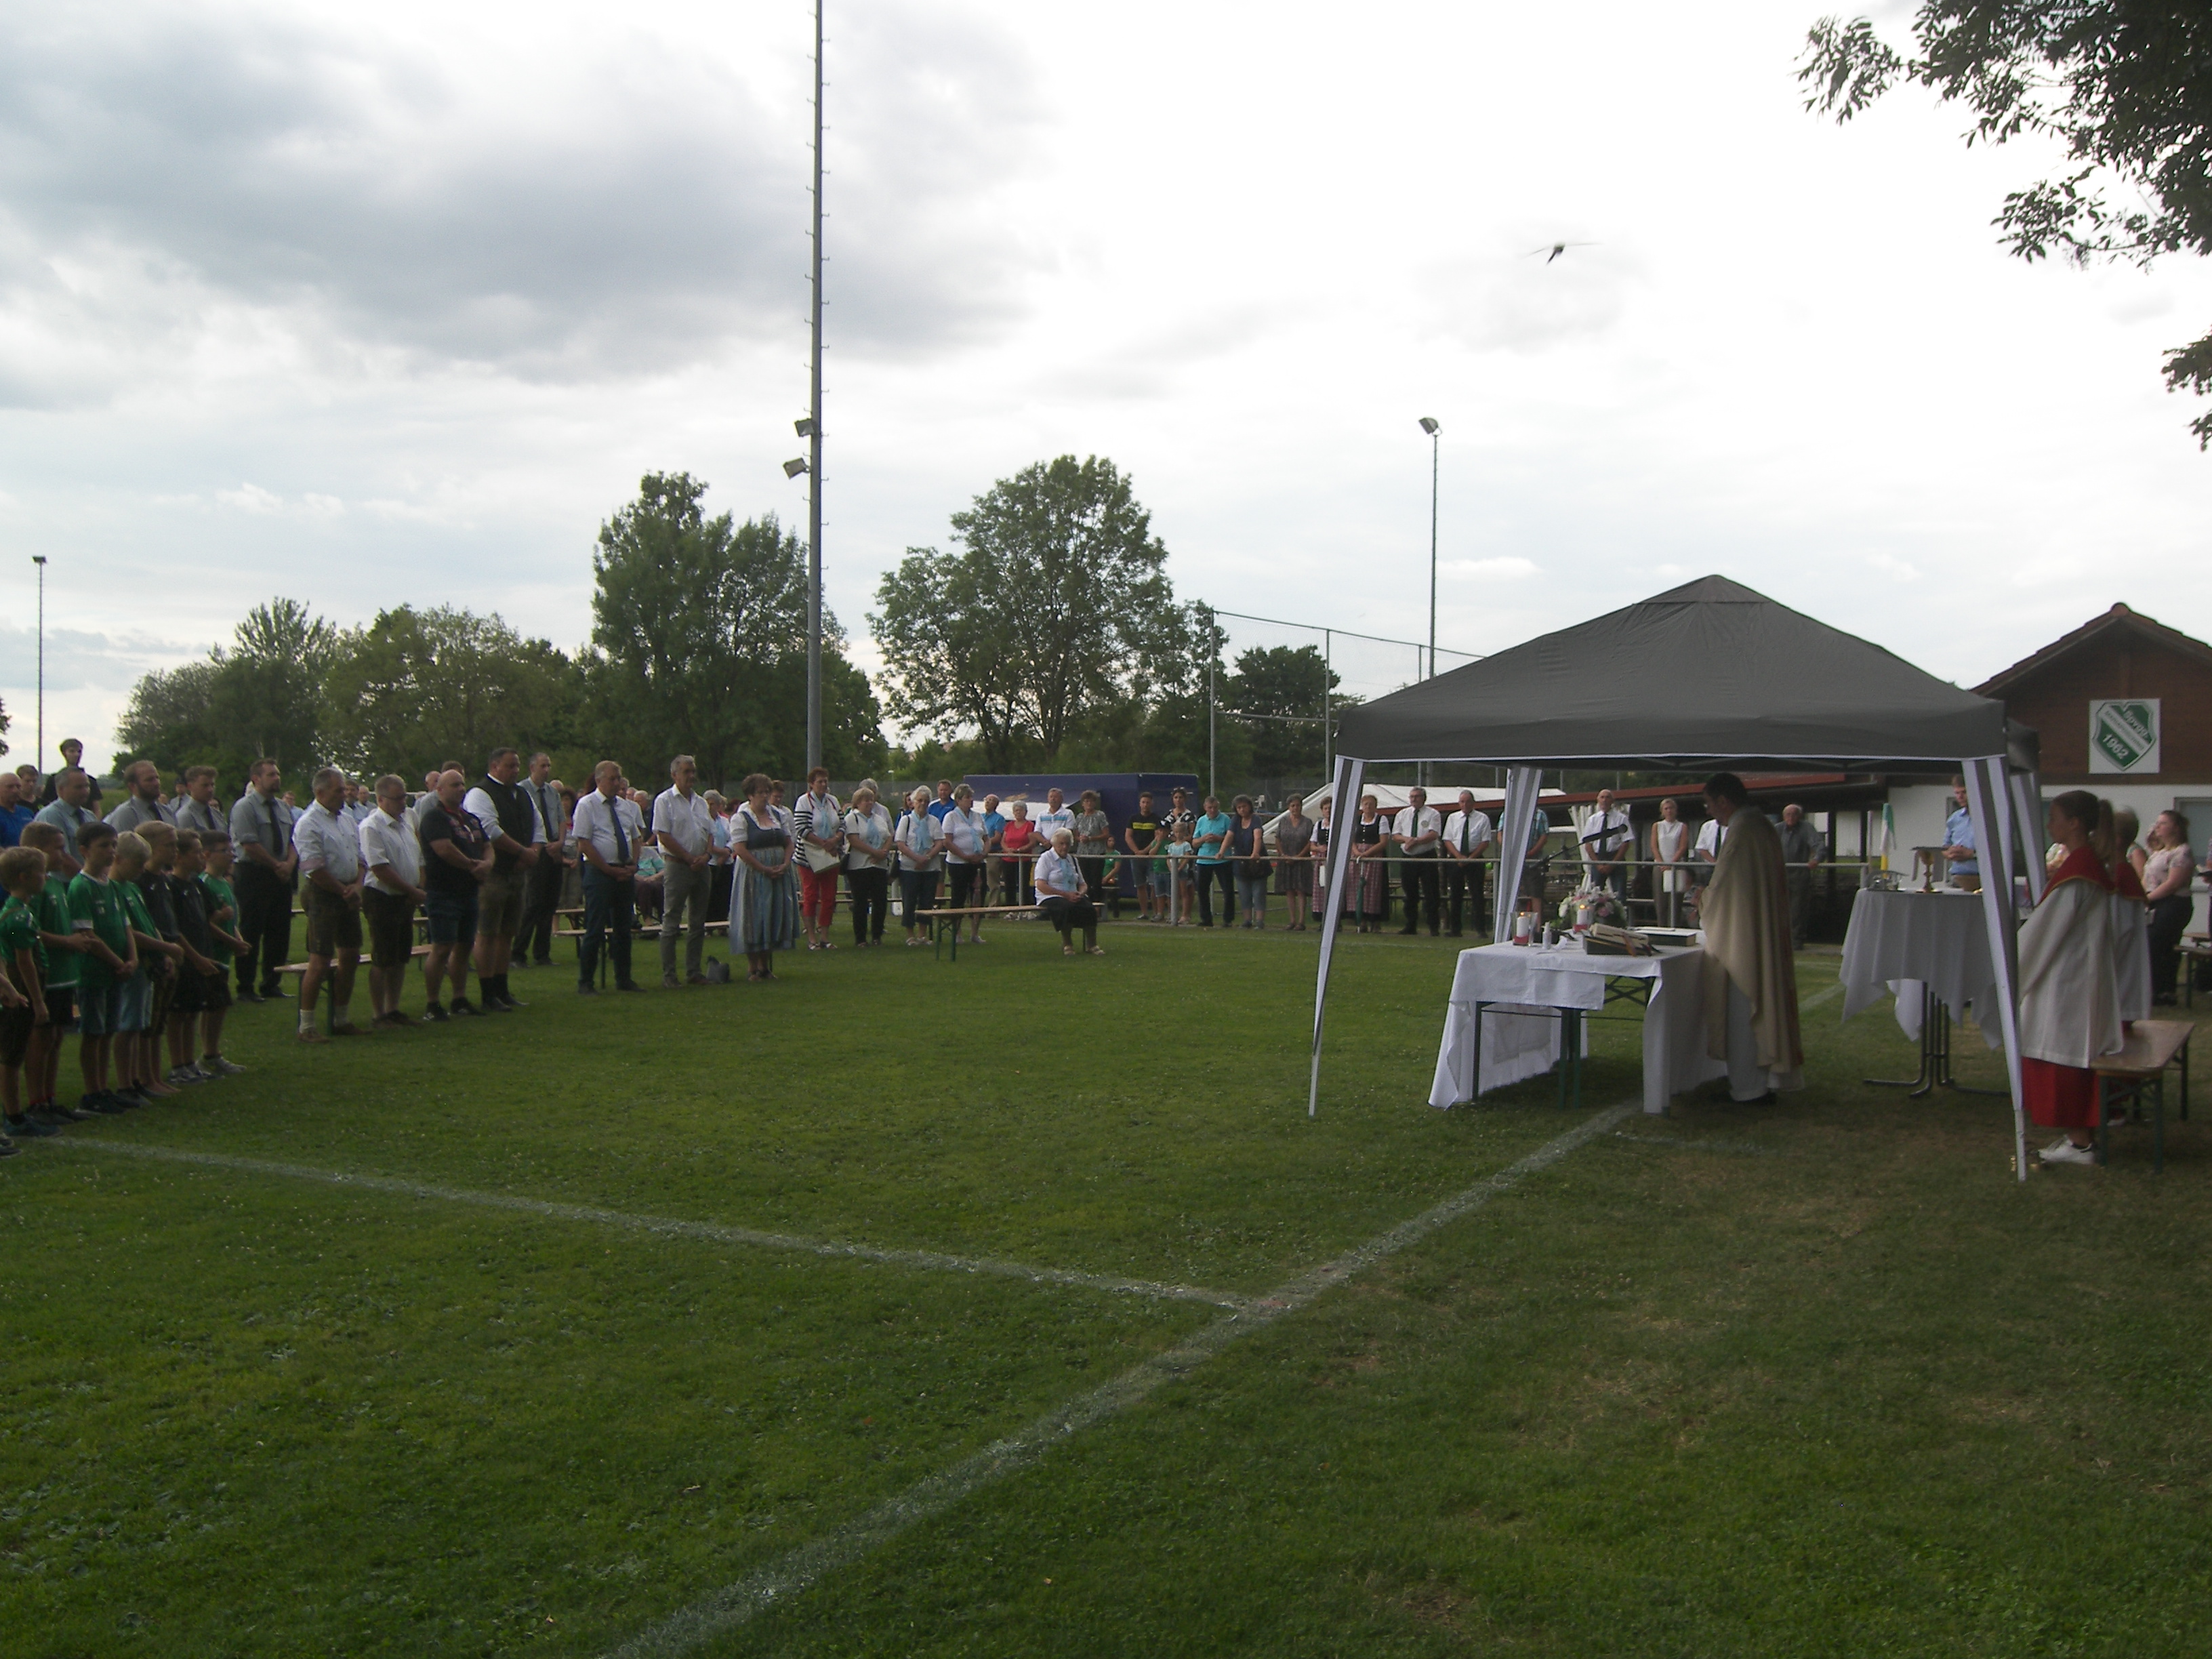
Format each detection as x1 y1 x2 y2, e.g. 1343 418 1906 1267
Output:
1839 888 2000 1046
1429 943 1723 1115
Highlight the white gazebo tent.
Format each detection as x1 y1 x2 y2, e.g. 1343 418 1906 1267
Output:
1307 577 2048 1179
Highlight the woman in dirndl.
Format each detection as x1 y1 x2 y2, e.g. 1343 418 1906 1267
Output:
1276 796 1314 930
731 771 799 980
1353 793 1391 932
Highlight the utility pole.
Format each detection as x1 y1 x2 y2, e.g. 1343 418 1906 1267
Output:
32 555 47 773
1206 605 1217 800
804 0 825 775
1418 416 1439 790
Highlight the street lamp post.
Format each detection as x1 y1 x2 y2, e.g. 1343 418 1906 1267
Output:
785 0 826 775
1418 416 1439 789
31 554 46 773
804 0 825 775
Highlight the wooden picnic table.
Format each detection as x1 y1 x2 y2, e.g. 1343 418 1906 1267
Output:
2093 1017 2194 1172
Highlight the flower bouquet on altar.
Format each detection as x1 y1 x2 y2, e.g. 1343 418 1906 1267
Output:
1559 884 1626 934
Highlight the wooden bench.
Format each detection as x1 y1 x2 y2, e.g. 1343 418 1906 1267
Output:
274 943 432 975
2179 937 2212 1007
2093 1017 2194 1172
922 905 1084 960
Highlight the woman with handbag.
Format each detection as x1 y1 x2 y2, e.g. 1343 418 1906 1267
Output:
794 766 844 951
1228 796 1271 928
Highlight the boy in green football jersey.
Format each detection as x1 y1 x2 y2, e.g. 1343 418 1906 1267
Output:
0 845 53 1148
16 822 85 1122
196 832 247 1076
66 821 138 1113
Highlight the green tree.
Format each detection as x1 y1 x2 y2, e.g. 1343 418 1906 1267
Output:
210 598 346 770
1226 644 1357 781
1801 5 2212 442
114 659 238 781
322 605 583 783
870 456 1179 771
114 600 344 787
588 474 883 787
0 692 9 758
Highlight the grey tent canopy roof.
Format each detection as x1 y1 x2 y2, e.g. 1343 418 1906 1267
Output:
1333 575 2028 774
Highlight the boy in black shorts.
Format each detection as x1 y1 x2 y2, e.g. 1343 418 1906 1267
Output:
196 832 247 1075
167 831 225 1084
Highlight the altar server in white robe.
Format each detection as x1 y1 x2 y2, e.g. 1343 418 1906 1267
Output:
1697 773 1803 1101
2020 791 2123 1166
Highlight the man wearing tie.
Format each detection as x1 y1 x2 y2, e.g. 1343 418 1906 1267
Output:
571 760 646 994
1392 785 1444 937
514 753 570 970
1580 787 1634 898
1441 790 1494 939
226 758 298 1002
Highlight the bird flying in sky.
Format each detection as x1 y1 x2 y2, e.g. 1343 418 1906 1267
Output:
1528 241 1597 262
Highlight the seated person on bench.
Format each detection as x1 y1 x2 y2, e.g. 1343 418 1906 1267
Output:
1035 828 1103 958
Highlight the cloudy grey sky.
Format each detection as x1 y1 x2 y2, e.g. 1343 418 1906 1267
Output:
3 0 2208 770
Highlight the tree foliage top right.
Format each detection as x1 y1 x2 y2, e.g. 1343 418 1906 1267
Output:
1802 3 2212 443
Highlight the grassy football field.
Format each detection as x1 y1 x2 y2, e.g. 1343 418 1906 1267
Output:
4 921 2209 1657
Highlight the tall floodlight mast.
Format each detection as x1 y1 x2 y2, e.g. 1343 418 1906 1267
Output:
804 0 825 774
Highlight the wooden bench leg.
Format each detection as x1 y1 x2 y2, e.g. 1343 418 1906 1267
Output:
2156 1069 2166 1175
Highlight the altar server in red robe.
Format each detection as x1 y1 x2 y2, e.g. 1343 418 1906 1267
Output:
2018 791 2122 1166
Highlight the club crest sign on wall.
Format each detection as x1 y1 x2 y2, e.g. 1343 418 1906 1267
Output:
2089 699 2160 775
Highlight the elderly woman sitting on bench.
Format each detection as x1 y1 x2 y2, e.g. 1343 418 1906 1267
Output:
1035 828 1104 957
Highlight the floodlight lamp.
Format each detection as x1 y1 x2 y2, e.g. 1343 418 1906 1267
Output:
794 417 817 437
1418 417 1440 436
783 457 810 478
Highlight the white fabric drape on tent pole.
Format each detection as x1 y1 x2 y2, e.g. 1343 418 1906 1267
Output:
1962 758 2030 1181
1307 755 1366 1118
1489 766 1544 943
2010 769 2047 905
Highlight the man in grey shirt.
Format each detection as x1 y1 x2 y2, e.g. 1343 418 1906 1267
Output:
228 758 300 1000
33 766 99 877
1777 802 1823 949
104 760 172 834
171 766 227 837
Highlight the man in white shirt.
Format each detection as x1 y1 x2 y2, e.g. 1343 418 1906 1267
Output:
1442 790 1495 938
1032 787 1074 845
1580 787 1635 898
652 754 716 987
293 766 367 1042
570 760 646 993
462 747 547 1013
1392 785 1444 936
358 773 426 1027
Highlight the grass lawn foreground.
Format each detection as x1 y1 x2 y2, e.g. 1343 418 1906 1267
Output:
4 924 2210 1656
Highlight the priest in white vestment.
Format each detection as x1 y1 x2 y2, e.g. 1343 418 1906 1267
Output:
1698 774 1804 1102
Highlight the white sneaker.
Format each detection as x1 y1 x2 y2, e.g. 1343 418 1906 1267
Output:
2041 1136 2073 1158
2042 1139 2098 1166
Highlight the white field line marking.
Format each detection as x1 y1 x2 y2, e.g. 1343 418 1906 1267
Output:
60 1140 1250 1311
1803 979 1847 1012
605 1099 1639 1659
